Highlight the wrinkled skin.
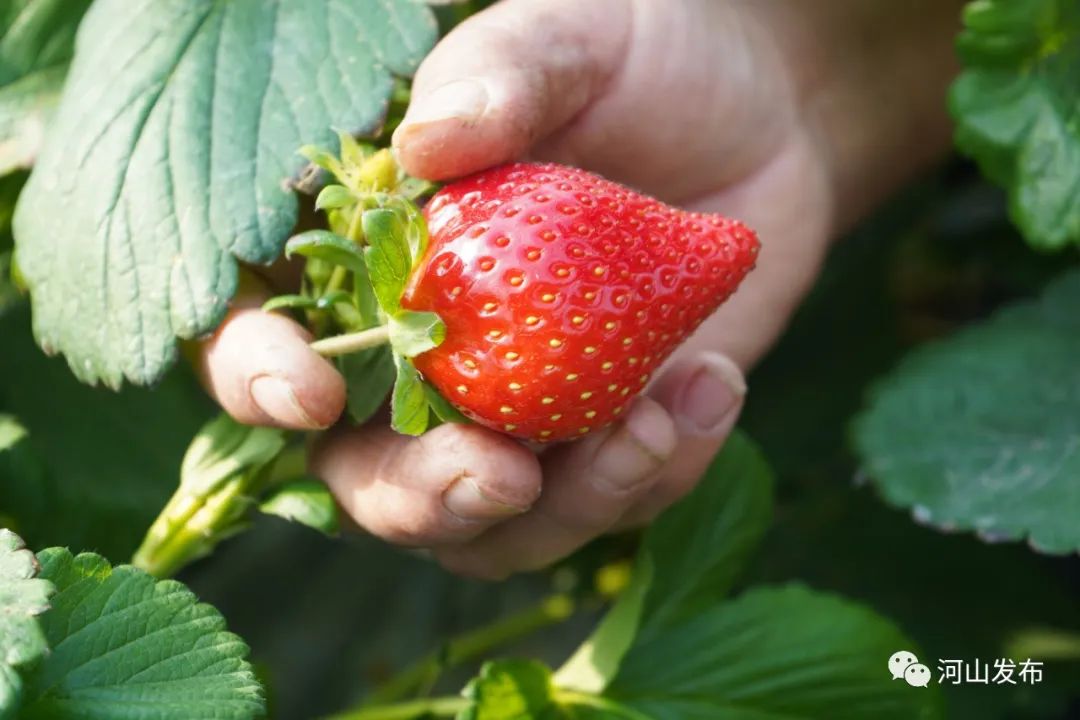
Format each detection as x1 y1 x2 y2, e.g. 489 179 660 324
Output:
196 0 961 579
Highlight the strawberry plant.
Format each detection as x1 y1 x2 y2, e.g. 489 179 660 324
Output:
1 1 1079 719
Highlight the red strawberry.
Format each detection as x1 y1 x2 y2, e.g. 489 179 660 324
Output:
401 162 758 442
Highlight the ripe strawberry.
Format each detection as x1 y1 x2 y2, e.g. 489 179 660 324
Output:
401 162 758 442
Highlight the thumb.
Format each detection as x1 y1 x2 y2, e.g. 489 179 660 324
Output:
393 0 631 180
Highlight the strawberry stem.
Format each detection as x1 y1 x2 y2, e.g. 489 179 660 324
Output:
310 324 391 357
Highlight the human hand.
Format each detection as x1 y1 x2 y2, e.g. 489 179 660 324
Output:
197 0 960 578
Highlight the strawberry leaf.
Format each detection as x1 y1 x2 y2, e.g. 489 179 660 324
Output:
853 269 1080 554
315 185 356 212
286 230 366 276
22 547 263 719
389 310 446 358
13 0 437 387
390 352 430 436
0 528 53 720
259 478 338 536
951 0 1080 249
363 207 412 314
459 660 642 720
0 0 93 175
606 585 942 720
338 346 395 425
459 660 555 720
555 432 773 694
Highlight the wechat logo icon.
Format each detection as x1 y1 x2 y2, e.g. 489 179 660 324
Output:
890 651 930 687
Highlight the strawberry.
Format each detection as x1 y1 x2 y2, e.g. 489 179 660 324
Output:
401 162 759 442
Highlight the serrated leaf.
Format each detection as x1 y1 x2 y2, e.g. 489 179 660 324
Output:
259 478 338 536
0 0 94 176
853 270 1080 554
20 547 263 719
13 0 437 386
389 310 446 357
0 528 53 720
338 345 395 425
0 306 214 560
556 432 773 694
608 584 943 720
391 352 429 436
286 230 367 276
950 0 1080 249
315 184 356 211
363 207 412 313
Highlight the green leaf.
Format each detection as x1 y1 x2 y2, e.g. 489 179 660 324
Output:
315 184 356 211
557 432 774 694
0 529 53 720
950 0 1080 249
460 661 644 720
21 547 263 719
389 309 446 357
424 383 471 424
363 207 412 313
459 660 555 720
608 584 943 720
635 431 774 630
0 0 93 175
259 478 338 536
286 230 367 276
853 269 1080 554
338 345 395 425
0 306 215 561
391 352 429 436
13 0 437 387
298 144 345 181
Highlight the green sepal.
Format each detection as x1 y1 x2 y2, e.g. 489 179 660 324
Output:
315 184 355 211
424 384 471 425
352 261 382 329
398 177 439 202
298 144 345 182
339 346 395 425
259 478 339 536
390 352 430 436
389 310 446 358
333 127 371 170
285 230 366 276
362 208 412 314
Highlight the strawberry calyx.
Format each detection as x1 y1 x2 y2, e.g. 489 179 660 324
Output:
265 136 457 436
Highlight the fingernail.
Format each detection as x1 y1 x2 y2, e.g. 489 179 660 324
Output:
675 354 746 434
403 79 488 126
443 474 526 521
250 375 323 429
593 398 676 493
